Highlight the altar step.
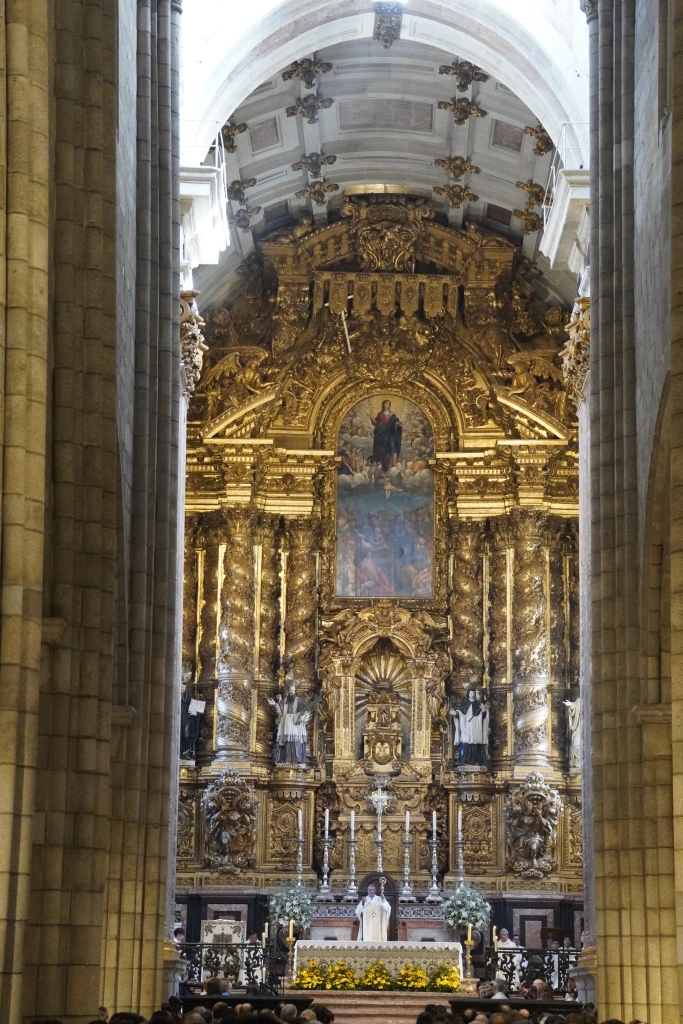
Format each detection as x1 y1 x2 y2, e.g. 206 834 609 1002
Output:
286 990 454 1024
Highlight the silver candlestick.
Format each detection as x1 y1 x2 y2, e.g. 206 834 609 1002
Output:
343 825 358 901
316 833 333 899
374 830 384 873
296 834 305 888
425 833 442 903
399 834 415 901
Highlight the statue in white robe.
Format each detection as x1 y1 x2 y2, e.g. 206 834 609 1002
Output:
564 696 581 772
355 884 391 942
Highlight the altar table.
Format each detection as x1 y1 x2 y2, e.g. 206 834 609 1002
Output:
294 939 463 978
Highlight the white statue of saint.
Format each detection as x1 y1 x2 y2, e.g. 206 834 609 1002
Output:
564 696 581 772
268 679 310 766
450 689 489 766
355 883 391 942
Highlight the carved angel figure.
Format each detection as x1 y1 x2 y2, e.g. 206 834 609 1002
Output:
505 772 560 878
201 767 257 873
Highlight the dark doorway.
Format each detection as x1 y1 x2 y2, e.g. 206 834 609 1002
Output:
357 872 399 941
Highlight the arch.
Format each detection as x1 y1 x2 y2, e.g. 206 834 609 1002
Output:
181 0 589 167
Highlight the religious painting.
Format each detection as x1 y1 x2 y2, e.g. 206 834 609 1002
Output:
335 395 434 598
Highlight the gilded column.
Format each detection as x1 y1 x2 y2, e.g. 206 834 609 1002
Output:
215 507 256 762
254 513 281 761
511 509 551 768
197 515 219 681
182 515 201 672
488 518 514 767
548 517 568 766
284 518 318 694
449 519 485 690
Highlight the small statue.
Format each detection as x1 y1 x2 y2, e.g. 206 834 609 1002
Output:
180 665 203 762
268 676 310 766
563 696 581 772
450 688 489 767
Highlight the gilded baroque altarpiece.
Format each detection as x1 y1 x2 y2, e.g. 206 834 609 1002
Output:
177 196 582 899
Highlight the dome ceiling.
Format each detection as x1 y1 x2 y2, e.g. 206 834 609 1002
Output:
193 37 579 311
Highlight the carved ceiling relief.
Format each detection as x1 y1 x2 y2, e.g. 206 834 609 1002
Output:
180 195 581 891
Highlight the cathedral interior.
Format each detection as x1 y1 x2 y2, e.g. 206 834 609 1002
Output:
0 1 681 1023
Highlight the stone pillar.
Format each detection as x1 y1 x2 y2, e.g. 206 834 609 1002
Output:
449 519 485 690
0 7 50 1024
284 518 318 694
511 509 551 770
215 507 256 763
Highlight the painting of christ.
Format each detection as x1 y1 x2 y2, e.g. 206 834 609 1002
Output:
335 396 434 599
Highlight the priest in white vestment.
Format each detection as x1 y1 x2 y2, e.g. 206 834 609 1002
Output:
496 928 521 989
355 884 391 941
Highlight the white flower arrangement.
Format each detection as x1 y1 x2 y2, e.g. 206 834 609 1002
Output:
442 882 491 933
269 885 316 930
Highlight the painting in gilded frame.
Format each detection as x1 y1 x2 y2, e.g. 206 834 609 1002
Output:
335 395 434 598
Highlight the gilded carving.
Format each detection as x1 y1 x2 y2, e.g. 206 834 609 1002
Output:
282 58 333 88
433 183 479 208
295 179 340 207
180 291 208 395
286 93 333 125
202 768 257 873
284 519 319 693
340 195 434 273
566 798 583 870
560 298 590 404
438 97 488 125
435 156 481 180
505 772 559 877
373 2 403 48
221 116 248 153
449 520 484 690
523 123 555 156
462 800 494 871
177 789 196 862
292 153 338 178
438 61 489 90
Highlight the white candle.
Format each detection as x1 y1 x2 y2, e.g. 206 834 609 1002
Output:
324 808 329 836
264 922 269 939
458 807 462 839
350 809 355 834
432 810 437 836
405 810 410 835
298 809 303 838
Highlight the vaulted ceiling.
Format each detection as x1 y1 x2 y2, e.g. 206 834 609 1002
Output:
192 36 581 312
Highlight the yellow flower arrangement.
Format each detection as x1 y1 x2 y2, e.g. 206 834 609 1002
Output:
324 960 360 990
360 960 393 990
291 959 326 990
395 963 428 990
427 964 461 992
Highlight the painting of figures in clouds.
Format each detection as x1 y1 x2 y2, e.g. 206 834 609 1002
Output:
336 395 434 599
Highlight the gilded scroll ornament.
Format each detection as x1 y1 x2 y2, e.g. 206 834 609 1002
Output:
435 156 480 180
523 123 555 156
202 767 258 873
437 61 489 91
292 153 337 178
433 184 479 208
560 298 590 404
373 2 403 48
221 116 248 153
505 772 559 877
295 179 340 207
340 195 433 273
282 58 333 89
438 97 488 125
286 93 334 125
515 180 550 209
180 291 208 396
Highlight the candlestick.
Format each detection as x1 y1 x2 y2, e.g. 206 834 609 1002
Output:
374 830 384 873
343 816 358 901
425 829 442 903
316 830 333 900
286 932 296 983
399 830 415 902
324 808 329 837
456 805 465 885
296 831 305 888
458 807 462 836
461 937 476 994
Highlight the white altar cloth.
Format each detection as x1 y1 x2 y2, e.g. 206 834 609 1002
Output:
294 939 463 979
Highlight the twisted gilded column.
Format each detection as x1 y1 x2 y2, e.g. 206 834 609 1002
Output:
215 507 256 761
254 513 281 760
488 518 514 765
197 515 220 681
449 520 485 690
284 518 319 694
511 509 550 768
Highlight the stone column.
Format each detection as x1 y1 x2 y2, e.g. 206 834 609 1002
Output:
449 519 485 690
215 507 256 763
511 509 550 770
284 518 318 694
0 6 50 1023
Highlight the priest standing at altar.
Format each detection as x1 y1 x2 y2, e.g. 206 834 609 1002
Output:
356 884 391 941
